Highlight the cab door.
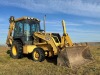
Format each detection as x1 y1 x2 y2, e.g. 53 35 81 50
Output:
13 21 23 37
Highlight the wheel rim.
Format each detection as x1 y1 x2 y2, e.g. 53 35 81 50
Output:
12 46 17 56
33 51 40 60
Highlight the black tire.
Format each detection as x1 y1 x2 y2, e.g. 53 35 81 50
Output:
10 41 23 59
32 48 45 62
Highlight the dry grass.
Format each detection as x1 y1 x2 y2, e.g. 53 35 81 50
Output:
0 45 100 75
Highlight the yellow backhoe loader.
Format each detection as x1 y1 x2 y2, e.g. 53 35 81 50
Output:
6 16 93 68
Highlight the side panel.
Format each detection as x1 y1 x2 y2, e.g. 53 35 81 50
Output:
23 45 37 54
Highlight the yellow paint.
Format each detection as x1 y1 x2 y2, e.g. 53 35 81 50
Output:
12 46 17 56
62 20 67 34
34 32 60 55
33 51 39 60
34 44 49 51
23 45 37 54
9 39 12 45
61 20 73 47
65 34 73 46
6 22 15 46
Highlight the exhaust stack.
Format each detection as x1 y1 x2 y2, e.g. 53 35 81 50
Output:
43 15 46 33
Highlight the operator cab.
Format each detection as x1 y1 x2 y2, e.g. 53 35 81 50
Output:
13 17 41 45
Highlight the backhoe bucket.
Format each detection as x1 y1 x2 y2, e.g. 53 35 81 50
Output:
57 46 93 68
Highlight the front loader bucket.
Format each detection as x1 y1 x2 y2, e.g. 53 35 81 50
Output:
57 46 93 68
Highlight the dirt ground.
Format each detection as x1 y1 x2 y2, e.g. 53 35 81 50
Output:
0 45 100 75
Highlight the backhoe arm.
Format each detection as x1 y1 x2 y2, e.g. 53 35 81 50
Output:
61 20 73 47
6 16 15 46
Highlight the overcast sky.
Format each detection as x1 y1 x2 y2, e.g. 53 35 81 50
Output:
0 0 100 44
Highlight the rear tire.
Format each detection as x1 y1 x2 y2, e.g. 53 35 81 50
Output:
32 48 45 62
10 41 23 59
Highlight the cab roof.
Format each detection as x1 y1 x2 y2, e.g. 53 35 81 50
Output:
15 16 40 22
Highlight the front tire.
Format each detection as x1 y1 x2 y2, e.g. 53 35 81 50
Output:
32 48 45 62
10 41 23 59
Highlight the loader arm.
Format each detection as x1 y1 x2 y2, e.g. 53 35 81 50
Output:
61 20 73 47
58 20 93 68
6 16 15 46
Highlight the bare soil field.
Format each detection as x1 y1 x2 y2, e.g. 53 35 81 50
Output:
0 44 100 75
